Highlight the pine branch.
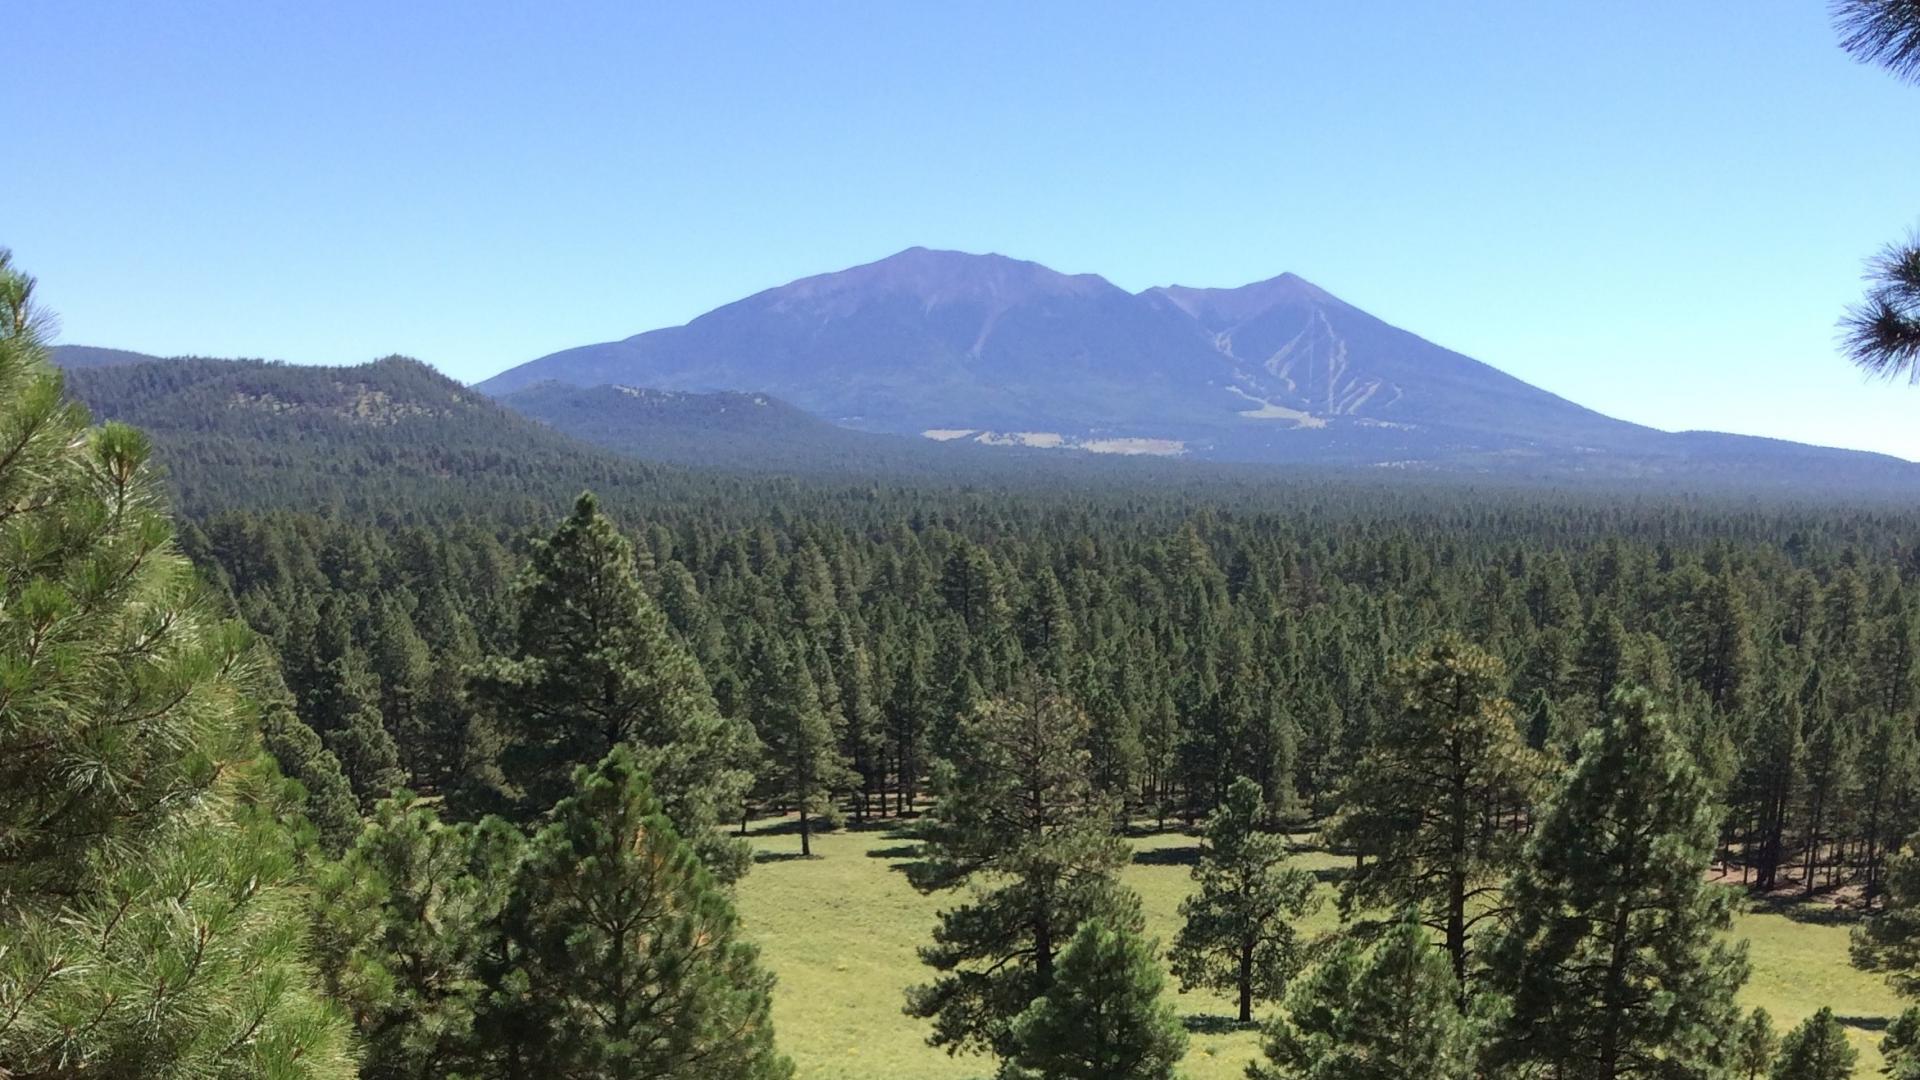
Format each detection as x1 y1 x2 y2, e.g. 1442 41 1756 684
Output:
1841 238 1920 383
1835 0 1920 84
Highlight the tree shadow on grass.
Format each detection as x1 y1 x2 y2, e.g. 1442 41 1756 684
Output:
1837 1014 1890 1034
1182 1013 1260 1035
753 851 811 864
1124 821 1199 840
1743 893 1865 927
864 838 936 880
1132 844 1201 868
1311 865 1353 887
748 817 808 837
846 815 922 832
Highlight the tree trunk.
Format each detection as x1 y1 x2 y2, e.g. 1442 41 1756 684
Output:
1446 736 1470 989
1238 938 1254 1023
800 805 812 857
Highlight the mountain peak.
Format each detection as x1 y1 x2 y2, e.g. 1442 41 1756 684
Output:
1146 272 1339 330
765 247 1117 313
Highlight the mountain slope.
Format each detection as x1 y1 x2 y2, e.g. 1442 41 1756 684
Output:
499 381 952 471
54 352 672 519
1146 274 1635 446
49 344 170 369
482 248 1237 434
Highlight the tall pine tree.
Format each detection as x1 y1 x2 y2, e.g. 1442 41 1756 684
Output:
1486 689 1749 1080
0 249 355 1077
747 631 856 856
1326 635 1542 986
310 792 514 1080
906 680 1136 1063
1249 916 1480 1080
1853 836 1920 995
478 746 792 1080
1169 776 1318 1023
473 492 755 878
1770 1008 1856 1080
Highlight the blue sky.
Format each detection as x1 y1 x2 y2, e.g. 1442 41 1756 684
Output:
8 1 1920 458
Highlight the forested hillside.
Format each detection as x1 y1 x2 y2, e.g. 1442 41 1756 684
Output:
54 353 678 521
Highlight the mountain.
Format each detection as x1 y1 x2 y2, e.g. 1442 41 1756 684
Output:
474 247 1633 448
474 248 1920 488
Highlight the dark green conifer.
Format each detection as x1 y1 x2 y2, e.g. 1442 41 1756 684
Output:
1770 1007 1857 1080
480 747 792 1080
1249 917 1479 1080
311 792 513 1079
1006 919 1187 1080
1882 1006 1920 1080
259 697 363 855
1169 776 1318 1023
1326 635 1543 986
473 493 754 877
906 681 1136 1062
1736 1008 1781 1080
1486 689 1749 1079
748 632 857 856
1854 836 1920 994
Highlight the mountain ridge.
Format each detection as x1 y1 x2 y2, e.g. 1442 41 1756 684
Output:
45 342 1920 493
475 248 1653 454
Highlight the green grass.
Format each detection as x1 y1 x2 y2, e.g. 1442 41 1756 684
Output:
735 817 1906 1079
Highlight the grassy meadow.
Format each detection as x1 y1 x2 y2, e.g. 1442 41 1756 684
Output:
734 816 1908 1080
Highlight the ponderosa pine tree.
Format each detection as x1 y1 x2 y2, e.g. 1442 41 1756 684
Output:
310 792 516 1080
1800 678 1859 896
259 695 364 856
479 746 792 1080
884 616 935 814
1169 776 1318 1023
1770 1008 1857 1080
1248 916 1479 1080
1739 692 1805 890
747 631 856 856
1853 835 1920 994
1017 566 1077 683
367 594 438 787
1325 635 1543 986
1486 689 1749 1080
0 249 355 1077
1735 1009 1781 1080
1006 918 1187 1080
1076 644 1146 809
906 680 1137 1062
1882 1006 1920 1080
1858 713 1919 906
295 597 408 809
473 492 755 878
330 693 409 811
827 613 886 822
